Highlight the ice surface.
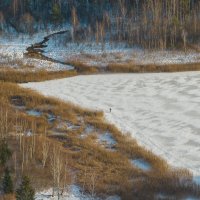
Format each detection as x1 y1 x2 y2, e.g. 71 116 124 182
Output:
21 72 200 175
26 110 42 117
131 159 151 171
97 132 117 147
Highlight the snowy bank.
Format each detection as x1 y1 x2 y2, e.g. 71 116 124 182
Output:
21 72 200 176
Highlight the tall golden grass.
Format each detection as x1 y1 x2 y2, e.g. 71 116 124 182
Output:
0 69 77 83
106 62 200 73
0 82 199 199
1 60 200 84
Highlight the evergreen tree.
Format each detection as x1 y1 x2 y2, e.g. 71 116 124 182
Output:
0 140 12 166
52 3 62 22
16 176 35 200
2 167 13 194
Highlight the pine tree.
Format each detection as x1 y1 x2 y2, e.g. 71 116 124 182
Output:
16 176 35 200
52 3 62 22
0 140 12 166
2 168 14 194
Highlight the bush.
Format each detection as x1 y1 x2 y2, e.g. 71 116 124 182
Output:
16 176 35 200
0 140 12 166
2 168 13 194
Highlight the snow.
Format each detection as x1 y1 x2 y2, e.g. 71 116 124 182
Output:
47 114 56 122
131 159 151 171
97 132 117 148
80 125 95 138
1 29 200 71
44 36 200 67
0 27 74 71
42 30 200 66
185 197 199 200
41 30 200 66
193 176 200 185
21 72 200 176
35 185 120 200
0 44 74 71
35 185 97 200
26 110 42 117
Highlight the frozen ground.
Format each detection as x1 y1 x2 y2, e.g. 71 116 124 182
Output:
46 43 200 67
35 185 120 200
0 27 74 71
131 159 152 171
43 31 200 67
35 185 95 200
1 28 200 71
22 72 200 176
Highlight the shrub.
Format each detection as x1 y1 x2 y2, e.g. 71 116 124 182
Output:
0 140 12 166
16 176 35 200
2 168 13 194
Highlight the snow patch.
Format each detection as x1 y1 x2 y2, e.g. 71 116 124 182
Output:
97 132 117 149
35 185 98 200
26 110 42 117
131 159 151 171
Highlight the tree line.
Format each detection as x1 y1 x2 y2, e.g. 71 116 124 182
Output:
0 0 200 49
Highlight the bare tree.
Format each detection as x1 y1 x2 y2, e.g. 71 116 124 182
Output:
50 145 63 199
88 170 97 199
41 131 50 168
0 12 4 31
182 28 188 52
20 13 34 34
71 7 79 42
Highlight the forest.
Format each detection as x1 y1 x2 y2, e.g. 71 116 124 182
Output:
0 0 200 49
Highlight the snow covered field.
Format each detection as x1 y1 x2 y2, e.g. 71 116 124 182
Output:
22 72 200 177
1 29 200 71
43 30 200 67
45 42 200 67
0 28 74 71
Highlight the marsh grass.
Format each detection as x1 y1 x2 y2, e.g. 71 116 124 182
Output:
0 82 199 199
0 69 77 83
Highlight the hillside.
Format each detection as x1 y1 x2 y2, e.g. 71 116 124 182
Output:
1 1 200 200
0 0 200 49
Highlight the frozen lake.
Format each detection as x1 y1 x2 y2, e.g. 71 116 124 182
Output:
21 72 200 175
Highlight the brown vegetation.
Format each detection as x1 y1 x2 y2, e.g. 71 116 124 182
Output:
2 58 200 84
0 81 199 199
106 62 200 73
0 69 77 83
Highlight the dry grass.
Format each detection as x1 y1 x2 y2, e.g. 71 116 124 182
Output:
1 60 200 84
69 59 200 74
69 61 100 74
0 69 77 83
1 60 200 199
0 82 200 199
0 194 16 200
106 62 200 73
